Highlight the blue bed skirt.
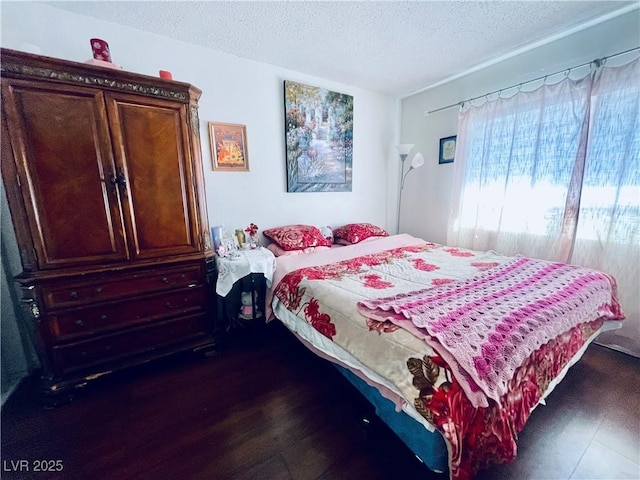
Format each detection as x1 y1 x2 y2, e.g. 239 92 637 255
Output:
334 364 449 474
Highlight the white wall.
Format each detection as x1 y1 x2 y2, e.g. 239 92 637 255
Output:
1 2 399 237
399 9 640 245
0 2 399 400
1 181 39 405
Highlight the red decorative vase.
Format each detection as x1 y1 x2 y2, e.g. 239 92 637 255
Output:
90 38 112 62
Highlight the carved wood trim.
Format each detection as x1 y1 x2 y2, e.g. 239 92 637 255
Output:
190 106 200 137
1 62 188 101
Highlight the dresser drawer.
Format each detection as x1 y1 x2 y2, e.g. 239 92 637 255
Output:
47 285 206 341
51 313 210 375
41 264 204 309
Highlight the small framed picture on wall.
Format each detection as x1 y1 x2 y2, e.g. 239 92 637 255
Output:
209 122 250 171
439 135 457 164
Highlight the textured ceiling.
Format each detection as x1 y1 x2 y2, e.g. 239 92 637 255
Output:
46 1 637 96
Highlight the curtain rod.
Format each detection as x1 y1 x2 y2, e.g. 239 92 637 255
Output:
424 46 640 116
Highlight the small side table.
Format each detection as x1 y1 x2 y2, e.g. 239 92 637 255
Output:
215 247 276 339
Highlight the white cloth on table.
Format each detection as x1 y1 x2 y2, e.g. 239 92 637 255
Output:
215 247 276 296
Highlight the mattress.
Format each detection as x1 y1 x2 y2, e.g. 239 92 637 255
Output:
269 234 623 479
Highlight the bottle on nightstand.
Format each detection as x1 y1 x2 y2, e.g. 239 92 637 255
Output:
235 229 246 248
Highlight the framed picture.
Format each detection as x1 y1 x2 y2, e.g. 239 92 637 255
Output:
215 233 239 257
221 235 239 253
211 225 224 251
209 122 249 171
284 80 353 192
439 135 457 164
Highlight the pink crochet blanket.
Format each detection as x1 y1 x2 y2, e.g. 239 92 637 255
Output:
357 256 623 407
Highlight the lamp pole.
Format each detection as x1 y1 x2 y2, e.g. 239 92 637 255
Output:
396 152 409 234
395 146 425 235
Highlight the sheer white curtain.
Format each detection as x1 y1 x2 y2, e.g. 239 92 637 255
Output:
449 76 592 261
571 59 639 356
448 57 639 357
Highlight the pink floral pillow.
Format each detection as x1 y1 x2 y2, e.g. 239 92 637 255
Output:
266 243 330 257
334 236 381 246
333 223 389 244
263 224 332 251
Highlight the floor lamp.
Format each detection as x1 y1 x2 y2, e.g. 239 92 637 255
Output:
395 144 425 234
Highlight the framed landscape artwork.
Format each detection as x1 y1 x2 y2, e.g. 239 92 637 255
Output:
209 122 249 171
284 80 353 192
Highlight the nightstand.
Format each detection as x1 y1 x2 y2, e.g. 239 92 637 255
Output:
215 247 276 339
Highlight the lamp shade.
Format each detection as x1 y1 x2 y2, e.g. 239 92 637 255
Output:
411 152 425 169
395 144 414 155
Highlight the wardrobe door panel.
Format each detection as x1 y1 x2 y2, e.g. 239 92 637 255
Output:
1 81 129 269
106 93 199 260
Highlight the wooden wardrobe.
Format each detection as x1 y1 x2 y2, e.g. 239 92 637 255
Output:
1 49 216 403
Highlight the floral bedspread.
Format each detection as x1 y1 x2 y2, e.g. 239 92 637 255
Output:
271 236 623 480
358 255 622 408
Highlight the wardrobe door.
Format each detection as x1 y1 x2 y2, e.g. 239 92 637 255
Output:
105 92 200 260
1 80 129 269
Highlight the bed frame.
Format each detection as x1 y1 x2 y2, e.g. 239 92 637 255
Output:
334 364 448 473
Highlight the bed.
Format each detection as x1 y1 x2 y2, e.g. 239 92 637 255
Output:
264 227 624 480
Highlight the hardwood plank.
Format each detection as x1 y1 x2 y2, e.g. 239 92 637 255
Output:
2 322 638 480
570 442 640 479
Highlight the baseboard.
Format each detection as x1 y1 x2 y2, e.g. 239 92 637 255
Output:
594 340 640 359
1 377 23 408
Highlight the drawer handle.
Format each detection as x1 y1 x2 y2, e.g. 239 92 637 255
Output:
100 315 108 321
95 287 103 293
70 291 78 298
75 320 84 326
162 277 171 284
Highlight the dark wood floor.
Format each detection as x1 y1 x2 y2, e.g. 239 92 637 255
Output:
2 321 638 480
